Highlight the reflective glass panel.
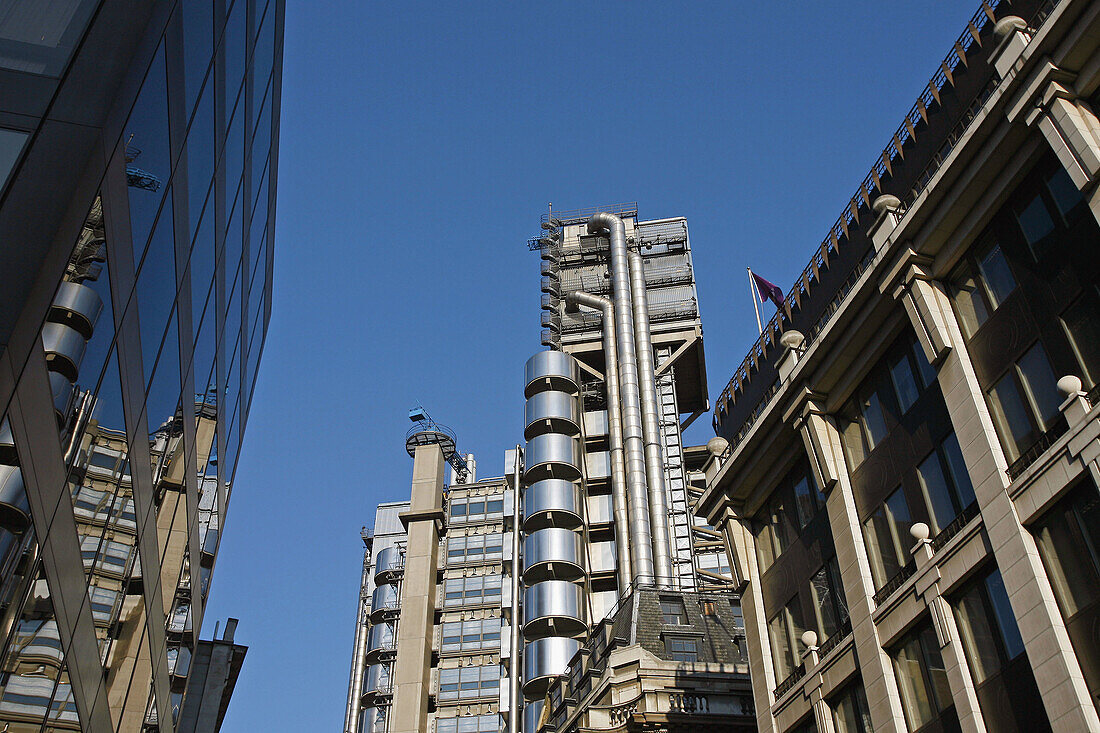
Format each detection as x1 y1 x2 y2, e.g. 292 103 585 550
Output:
125 44 171 263
0 127 27 191
0 0 98 76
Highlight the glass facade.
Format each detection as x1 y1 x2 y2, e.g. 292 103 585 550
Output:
0 1 282 730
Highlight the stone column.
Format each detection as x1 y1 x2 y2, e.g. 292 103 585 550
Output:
787 393 909 731
889 255 1100 732
909 527 987 733
390 445 445 733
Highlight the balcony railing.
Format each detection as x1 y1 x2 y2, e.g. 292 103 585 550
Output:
932 501 981 551
773 662 806 700
817 617 853 658
1006 418 1069 480
873 560 916 607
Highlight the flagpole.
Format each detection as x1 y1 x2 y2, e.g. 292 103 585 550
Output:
747 267 764 336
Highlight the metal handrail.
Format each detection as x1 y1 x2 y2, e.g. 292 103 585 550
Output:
817 617 853 658
1006 418 1069 480
773 663 806 699
872 560 917 607
931 501 981 551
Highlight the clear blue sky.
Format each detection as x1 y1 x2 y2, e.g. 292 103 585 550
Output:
205 2 984 729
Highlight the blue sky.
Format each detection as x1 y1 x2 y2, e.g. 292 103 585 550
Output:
205 2 984 728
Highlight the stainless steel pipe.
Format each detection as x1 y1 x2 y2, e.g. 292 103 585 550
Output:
586 213 654 583
628 251 673 586
565 291 632 589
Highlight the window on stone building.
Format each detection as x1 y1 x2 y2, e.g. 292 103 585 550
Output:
830 680 872 733
862 485 914 590
808 557 848 641
665 637 698 662
890 620 957 731
840 333 934 468
1031 480 1100 701
753 462 821 573
987 341 1063 461
659 597 688 625
953 567 1025 684
915 431 976 535
767 597 805 681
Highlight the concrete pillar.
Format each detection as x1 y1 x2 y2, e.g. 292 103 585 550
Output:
722 509 778 733
391 445 446 733
788 394 910 732
893 259 1100 732
1006 57 1100 228
910 531 987 733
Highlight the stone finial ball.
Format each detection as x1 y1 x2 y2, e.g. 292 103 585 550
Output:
910 522 930 541
801 630 818 649
872 194 902 216
994 16 1028 41
1057 375 1083 396
706 436 730 457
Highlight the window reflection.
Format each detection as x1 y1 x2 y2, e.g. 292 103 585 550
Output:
125 45 171 263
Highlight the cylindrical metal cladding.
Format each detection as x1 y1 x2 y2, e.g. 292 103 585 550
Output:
628 251 673 586
565 291 632 588
587 213 654 584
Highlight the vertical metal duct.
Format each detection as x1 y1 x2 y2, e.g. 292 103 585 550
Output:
509 446 522 733
565 291 632 588
628 251 673 586
344 540 373 733
587 213 654 583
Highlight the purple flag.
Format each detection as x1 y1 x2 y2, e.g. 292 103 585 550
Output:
751 271 785 308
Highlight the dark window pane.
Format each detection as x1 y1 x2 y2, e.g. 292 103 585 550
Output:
978 244 1016 306
984 569 1024 660
1016 193 1056 255
952 266 991 339
918 450 955 534
792 473 817 528
1062 294 1100 388
989 371 1035 460
861 390 888 448
941 432 976 509
1046 166 1082 219
1017 342 1061 428
185 78 215 241
889 352 920 413
863 487 912 589
134 196 177 386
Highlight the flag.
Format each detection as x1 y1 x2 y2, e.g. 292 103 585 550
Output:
751 271 785 308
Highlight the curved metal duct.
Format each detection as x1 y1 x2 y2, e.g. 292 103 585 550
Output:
565 291 632 588
524 390 582 440
523 580 586 639
628 251 673 586
523 479 582 532
522 636 581 699
587 213 653 583
524 351 580 398
523 434 581 482
372 547 404 584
